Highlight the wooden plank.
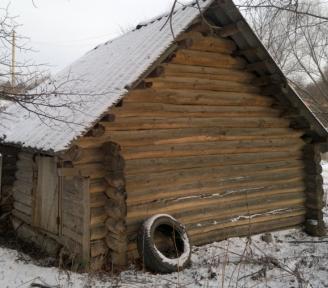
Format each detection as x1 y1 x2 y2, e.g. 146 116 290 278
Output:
13 201 32 216
34 156 59 235
13 189 32 206
62 226 83 244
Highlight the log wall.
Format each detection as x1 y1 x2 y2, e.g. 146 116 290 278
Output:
70 29 310 266
107 30 307 259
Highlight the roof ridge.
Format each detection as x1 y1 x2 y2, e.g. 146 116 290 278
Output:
134 0 201 31
87 1 205 55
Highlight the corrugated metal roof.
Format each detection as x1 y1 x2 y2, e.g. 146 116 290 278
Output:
0 0 327 154
0 0 213 153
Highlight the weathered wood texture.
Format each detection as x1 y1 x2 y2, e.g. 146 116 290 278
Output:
34 156 58 234
71 29 310 265
0 145 20 214
302 143 327 236
12 152 34 225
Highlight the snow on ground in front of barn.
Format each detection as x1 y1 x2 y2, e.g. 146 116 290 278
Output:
1 166 328 287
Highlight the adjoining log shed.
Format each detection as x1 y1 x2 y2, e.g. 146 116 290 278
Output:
0 0 327 270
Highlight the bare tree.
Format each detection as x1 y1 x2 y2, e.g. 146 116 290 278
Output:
0 5 111 128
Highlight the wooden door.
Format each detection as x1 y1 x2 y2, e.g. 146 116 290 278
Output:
33 156 59 234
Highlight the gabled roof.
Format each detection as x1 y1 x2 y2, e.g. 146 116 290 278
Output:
0 0 327 154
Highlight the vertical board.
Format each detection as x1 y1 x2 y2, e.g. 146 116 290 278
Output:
34 156 59 235
61 174 90 264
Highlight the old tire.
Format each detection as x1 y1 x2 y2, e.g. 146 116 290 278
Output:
137 214 191 273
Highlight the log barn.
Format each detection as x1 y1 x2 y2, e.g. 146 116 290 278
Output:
0 0 327 270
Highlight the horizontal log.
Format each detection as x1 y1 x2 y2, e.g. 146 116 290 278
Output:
105 200 127 219
90 192 107 208
127 196 305 236
146 76 261 94
126 88 273 107
90 240 108 257
177 31 236 53
72 147 103 165
125 150 303 175
107 127 303 147
103 116 290 131
126 160 304 191
161 63 253 81
176 199 305 230
189 209 305 236
90 207 107 225
190 214 305 247
74 163 106 179
121 139 304 160
106 218 126 234
127 174 304 206
105 186 126 201
127 186 305 221
106 234 127 253
90 224 107 241
74 136 110 149
172 49 246 69
90 179 107 194
112 102 280 118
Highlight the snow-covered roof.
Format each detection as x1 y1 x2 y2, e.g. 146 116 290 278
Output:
0 0 327 154
0 0 212 153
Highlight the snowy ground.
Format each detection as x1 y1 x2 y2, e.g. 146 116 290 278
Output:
1 169 328 287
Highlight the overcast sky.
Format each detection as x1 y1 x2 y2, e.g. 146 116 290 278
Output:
4 0 192 75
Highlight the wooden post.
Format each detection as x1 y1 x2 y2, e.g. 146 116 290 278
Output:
304 142 327 236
